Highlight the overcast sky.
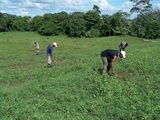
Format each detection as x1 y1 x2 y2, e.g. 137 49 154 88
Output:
0 0 160 18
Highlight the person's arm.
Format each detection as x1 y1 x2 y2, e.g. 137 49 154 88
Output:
111 56 117 74
50 52 53 59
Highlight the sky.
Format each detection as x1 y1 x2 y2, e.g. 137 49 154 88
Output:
0 0 160 18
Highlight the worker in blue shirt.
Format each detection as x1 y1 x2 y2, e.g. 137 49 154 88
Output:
46 42 57 67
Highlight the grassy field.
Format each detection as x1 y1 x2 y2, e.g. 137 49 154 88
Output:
0 32 160 120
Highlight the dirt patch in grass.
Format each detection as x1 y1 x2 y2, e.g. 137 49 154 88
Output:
0 81 29 88
18 61 46 66
116 72 133 79
0 53 4 56
3 61 46 69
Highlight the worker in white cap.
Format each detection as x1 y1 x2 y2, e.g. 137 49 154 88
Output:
100 49 125 75
46 42 57 67
34 41 40 55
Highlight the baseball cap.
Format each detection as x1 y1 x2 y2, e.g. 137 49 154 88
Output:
120 51 126 58
53 42 57 47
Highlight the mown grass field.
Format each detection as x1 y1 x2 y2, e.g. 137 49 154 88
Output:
0 32 160 120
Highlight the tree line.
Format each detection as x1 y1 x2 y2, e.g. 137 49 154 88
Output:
0 4 160 39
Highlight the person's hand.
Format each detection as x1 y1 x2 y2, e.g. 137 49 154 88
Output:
112 72 118 77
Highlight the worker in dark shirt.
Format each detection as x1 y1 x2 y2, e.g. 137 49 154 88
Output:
100 49 125 74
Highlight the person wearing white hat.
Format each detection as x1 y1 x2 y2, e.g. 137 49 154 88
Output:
100 49 125 75
120 50 125 58
46 42 57 67
34 42 40 55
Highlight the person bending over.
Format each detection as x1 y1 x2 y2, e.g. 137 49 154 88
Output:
100 49 125 75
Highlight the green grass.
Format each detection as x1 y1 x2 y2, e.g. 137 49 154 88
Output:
0 32 160 120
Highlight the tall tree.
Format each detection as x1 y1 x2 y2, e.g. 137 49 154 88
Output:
100 14 112 36
53 11 69 35
31 16 43 31
110 11 130 36
13 16 31 31
130 0 153 13
93 5 101 14
38 13 58 36
84 10 102 37
84 10 102 31
66 12 86 37
130 9 160 39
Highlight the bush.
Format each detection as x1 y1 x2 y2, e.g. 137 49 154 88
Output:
85 28 101 38
38 22 58 36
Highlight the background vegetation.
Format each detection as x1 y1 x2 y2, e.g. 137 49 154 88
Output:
0 2 160 39
0 32 160 119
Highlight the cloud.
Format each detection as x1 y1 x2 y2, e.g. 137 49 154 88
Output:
0 0 124 17
120 1 133 12
90 0 116 12
0 0 8 3
155 3 160 9
66 0 83 5
29 0 56 3
96 0 115 11
2 0 50 16
0 0 159 18
8 0 22 3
